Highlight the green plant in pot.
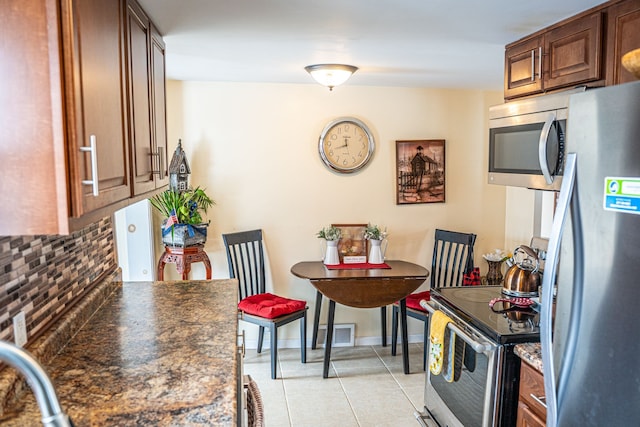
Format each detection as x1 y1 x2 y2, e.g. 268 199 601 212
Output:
316 225 342 241
317 225 342 265
150 187 215 247
364 223 387 241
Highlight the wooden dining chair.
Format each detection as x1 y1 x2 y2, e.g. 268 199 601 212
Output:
222 229 308 379
389 228 476 370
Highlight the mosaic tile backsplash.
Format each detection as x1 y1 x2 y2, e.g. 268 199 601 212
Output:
0 217 116 344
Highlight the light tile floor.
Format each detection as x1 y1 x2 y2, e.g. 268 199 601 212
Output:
243 343 427 426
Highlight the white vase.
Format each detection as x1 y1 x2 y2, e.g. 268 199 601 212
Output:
323 240 340 265
368 239 387 264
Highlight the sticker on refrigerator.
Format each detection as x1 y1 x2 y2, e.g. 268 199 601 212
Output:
604 177 640 215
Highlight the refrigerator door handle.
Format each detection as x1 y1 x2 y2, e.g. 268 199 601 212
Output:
540 152 577 427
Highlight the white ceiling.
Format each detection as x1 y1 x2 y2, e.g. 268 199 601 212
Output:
137 0 605 90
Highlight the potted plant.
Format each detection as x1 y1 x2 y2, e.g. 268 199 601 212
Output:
364 223 387 241
317 226 341 265
150 186 215 247
364 223 388 264
316 225 342 241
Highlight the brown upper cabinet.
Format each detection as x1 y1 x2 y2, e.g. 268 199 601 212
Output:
151 24 170 190
606 0 640 85
545 12 604 90
125 0 169 196
505 0 640 100
65 0 132 218
0 0 166 235
505 11 604 99
504 36 545 98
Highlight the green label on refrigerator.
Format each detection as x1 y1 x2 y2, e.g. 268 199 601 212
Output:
604 177 640 215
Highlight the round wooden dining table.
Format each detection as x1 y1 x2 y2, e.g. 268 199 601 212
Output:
291 260 429 378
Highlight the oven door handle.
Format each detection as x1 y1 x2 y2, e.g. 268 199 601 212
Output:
419 300 495 354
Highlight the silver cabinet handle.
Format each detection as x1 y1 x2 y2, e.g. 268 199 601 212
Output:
531 47 543 81
159 146 164 177
530 393 547 409
151 146 165 177
80 135 99 196
538 112 556 184
531 49 536 82
237 330 246 358
537 47 542 80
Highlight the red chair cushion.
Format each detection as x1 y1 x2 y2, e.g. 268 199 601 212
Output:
405 290 431 311
238 293 306 319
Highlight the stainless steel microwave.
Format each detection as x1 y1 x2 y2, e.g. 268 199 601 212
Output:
488 89 583 191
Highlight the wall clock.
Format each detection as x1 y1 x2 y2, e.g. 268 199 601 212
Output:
318 117 375 173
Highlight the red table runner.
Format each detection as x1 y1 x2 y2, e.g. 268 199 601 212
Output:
325 262 391 270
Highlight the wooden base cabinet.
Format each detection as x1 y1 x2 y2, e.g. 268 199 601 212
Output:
0 0 166 235
516 362 547 427
517 401 545 427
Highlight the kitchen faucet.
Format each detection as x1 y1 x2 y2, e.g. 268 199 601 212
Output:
0 340 72 427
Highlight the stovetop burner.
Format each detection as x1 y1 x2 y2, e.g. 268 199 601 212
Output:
444 287 497 302
430 286 539 345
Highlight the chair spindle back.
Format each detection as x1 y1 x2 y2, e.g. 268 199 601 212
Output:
222 229 267 300
431 229 477 289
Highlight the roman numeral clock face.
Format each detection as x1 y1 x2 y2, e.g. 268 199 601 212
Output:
319 117 375 173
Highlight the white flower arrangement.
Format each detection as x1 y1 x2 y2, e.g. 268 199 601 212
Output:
364 223 388 241
482 249 511 262
316 226 342 241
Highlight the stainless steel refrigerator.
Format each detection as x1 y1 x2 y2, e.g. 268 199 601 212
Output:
541 80 640 426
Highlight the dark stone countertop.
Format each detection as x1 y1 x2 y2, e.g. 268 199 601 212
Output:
0 279 239 426
514 342 543 374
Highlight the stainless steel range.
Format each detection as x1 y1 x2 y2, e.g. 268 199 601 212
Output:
415 286 539 427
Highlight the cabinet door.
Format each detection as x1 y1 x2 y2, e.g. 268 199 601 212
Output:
606 0 640 86
544 11 603 90
151 24 169 188
67 0 131 216
126 0 156 195
518 362 547 422
516 401 545 427
504 36 544 99
1 0 71 234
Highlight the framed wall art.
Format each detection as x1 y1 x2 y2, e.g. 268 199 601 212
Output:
332 223 368 262
395 139 445 205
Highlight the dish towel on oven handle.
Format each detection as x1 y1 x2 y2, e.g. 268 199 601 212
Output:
443 330 465 382
429 310 464 382
429 310 452 375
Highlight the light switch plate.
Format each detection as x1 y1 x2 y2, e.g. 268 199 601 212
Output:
13 311 27 347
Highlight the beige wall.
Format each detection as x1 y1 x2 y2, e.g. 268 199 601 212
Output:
504 187 556 252
165 81 506 345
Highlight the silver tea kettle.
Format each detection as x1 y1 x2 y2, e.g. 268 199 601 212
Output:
502 245 541 297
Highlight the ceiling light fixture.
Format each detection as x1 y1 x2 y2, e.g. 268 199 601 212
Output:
304 64 358 91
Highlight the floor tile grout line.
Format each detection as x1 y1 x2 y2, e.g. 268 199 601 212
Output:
249 345 425 426
277 354 294 427
373 344 426 412
333 346 375 427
